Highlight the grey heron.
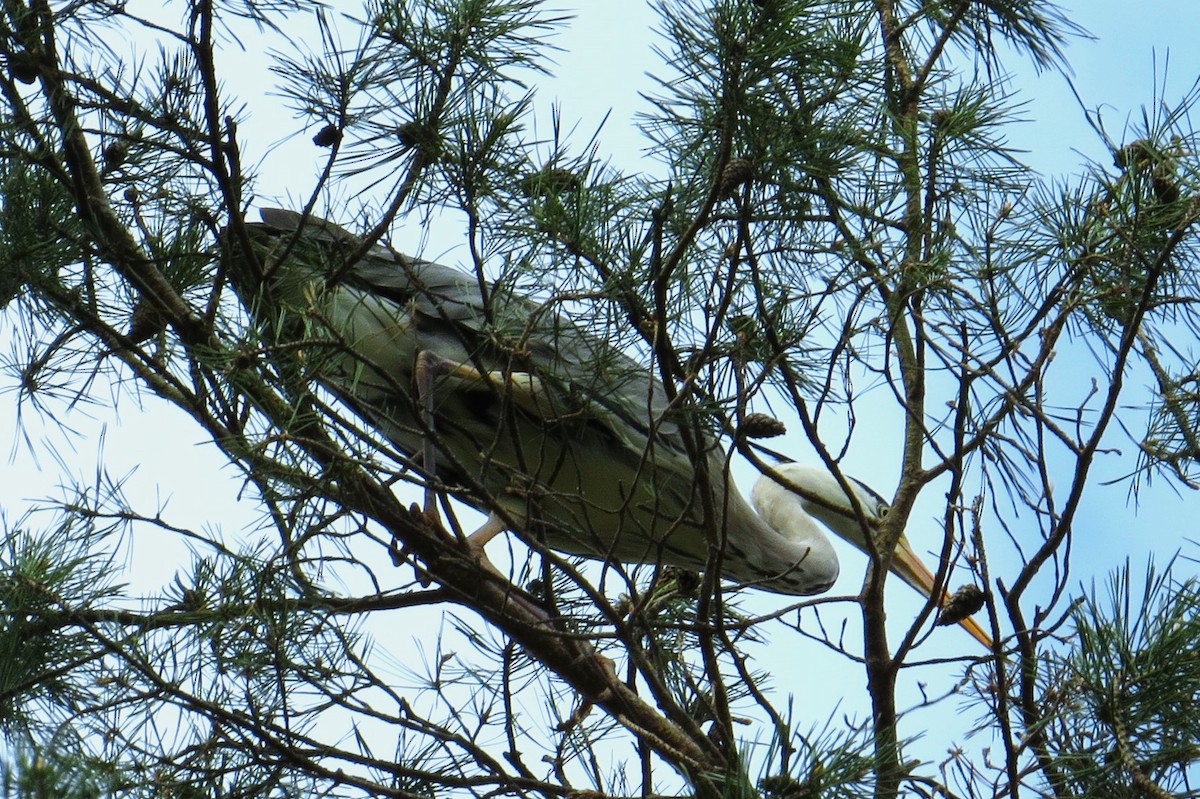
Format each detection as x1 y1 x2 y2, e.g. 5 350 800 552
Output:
224 209 992 648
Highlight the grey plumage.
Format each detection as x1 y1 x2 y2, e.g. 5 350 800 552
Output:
224 209 843 594
223 209 1001 648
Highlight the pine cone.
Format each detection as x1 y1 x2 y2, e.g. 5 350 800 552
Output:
740 413 786 439
312 124 341 147
937 584 986 626
719 157 754 198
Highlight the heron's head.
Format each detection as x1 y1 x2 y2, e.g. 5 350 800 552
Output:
758 462 993 648
758 463 888 549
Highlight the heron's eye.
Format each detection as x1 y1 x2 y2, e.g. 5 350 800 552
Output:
876 503 890 518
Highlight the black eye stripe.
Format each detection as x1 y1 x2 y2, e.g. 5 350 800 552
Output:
849 477 887 507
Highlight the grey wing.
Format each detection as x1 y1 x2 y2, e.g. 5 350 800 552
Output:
255 208 684 455
256 208 487 326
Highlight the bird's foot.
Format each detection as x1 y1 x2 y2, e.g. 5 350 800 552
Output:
556 652 620 731
391 504 502 584
554 699 595 733
395 504 554 624
389 513 435 588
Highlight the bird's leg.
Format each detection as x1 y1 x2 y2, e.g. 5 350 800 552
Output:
387 351 447 585
414 349 496 510
393 351 458 585
413 350 443 516
462 515 521 582
467 513 508 550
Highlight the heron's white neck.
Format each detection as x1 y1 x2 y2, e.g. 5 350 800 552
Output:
729 475 840 594
748 475 835 583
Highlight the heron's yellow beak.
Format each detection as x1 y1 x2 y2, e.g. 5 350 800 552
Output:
890 535 993 649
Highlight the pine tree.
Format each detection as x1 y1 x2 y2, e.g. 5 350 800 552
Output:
0 2 1197 798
